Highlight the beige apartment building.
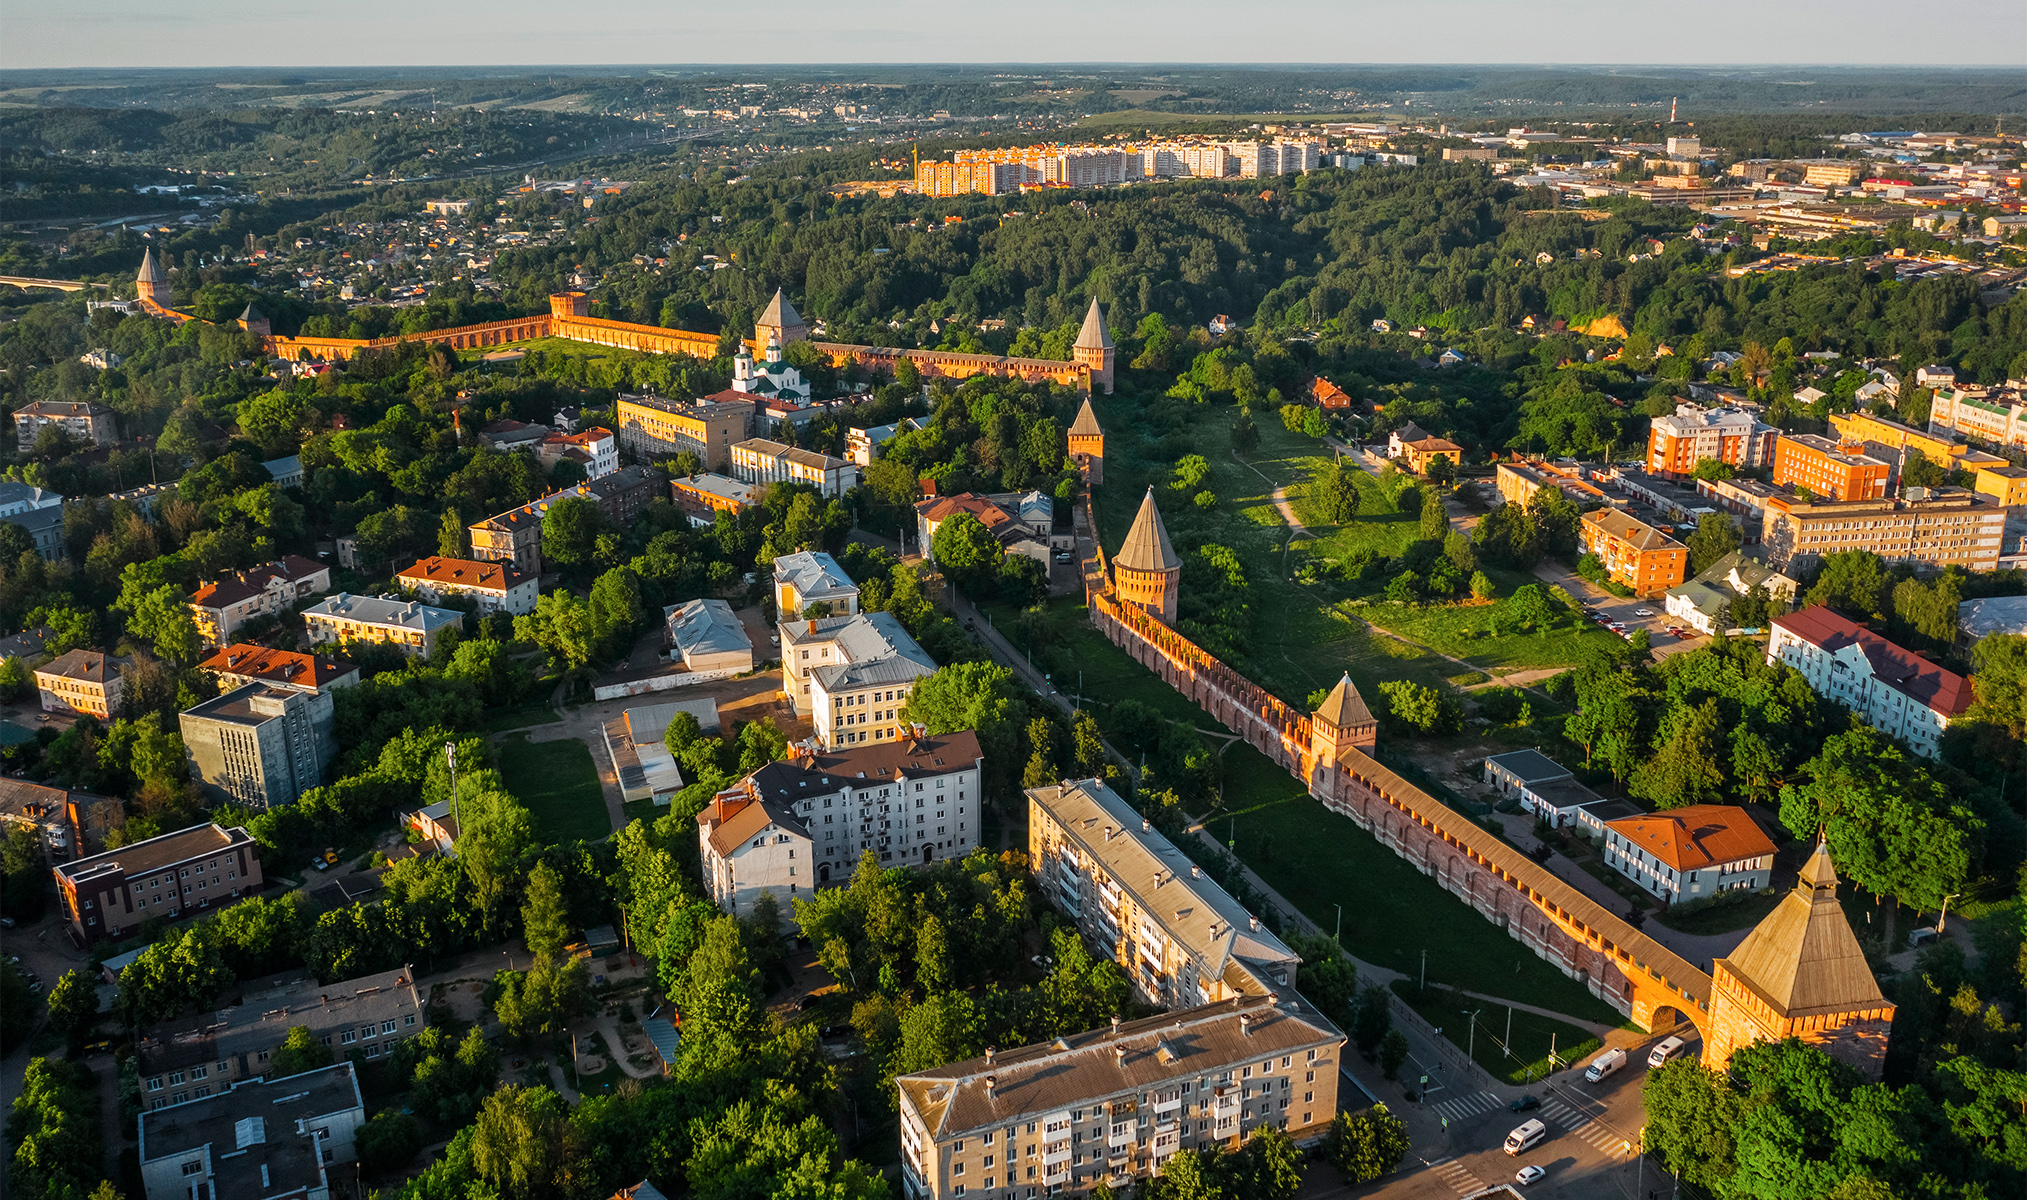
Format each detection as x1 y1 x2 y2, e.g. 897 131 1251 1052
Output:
302 593 464 658
896 995 1342 1200
730 438 860 497
1762 488 2008 573
1028 779 1299 1009
35 649 128 718
615 391 755 471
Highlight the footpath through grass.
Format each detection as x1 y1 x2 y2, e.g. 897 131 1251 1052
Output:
495 733 612 843
1390 980 1605 1086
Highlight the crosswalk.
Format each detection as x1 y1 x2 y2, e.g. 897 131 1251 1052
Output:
1427 1090 1504 1121
1541 1096 1637 1159
1424 1157 1487 1197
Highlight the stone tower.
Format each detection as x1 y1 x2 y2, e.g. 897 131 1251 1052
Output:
1072 297 1115 395
549 291 591 319
136 248 172 309
755 289 811 350
1309 673 1378 766
1113 488 1180 624
237 302 271 338
1067 397 1105 484
1702 842 1896 1079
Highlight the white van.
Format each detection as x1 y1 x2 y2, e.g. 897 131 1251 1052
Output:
1584 1048 1627 1083
1504 1119 1549 1155
1646 1036 1687 1068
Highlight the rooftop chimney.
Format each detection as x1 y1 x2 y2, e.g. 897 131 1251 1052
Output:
984 1046 995 1065
1241 1012 1255 1036
1249 915 1260 932
1110 1015 1122 1036
1191 865 1202 878
1141 818 1150 832
985 1074 997 1098
1114 1045 1127 1065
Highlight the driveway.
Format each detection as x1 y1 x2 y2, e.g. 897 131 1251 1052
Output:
1529 560 1705 659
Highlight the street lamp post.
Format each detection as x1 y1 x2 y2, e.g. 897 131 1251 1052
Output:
1938 892 1962 934
1333 903 1342 945
445 741 459 828
1466 1009 1482 1065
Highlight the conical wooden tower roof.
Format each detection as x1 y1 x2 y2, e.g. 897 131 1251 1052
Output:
759 289 803 329
1115 488 1178 572
1069 397 1103 438
1314 672 1373 727
138 248 167 284
1715 842 1887 1020
1074 297 1112 350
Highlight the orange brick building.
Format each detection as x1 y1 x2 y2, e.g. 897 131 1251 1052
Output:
1580 509 1688 596
1646 404 1777 479
1773 434 1890 502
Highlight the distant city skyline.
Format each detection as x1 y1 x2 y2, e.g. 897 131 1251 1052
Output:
6 0 2026 70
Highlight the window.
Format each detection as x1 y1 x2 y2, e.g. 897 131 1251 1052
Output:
169 1071 185 1085
404 1015 417 1027
147 1077 163 1092
182 1162 203 1176
340 1030 356 1044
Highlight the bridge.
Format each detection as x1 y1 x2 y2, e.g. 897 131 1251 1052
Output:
0 276 110 293
1086 515 1712 1039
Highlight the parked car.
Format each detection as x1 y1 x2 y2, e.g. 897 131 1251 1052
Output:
1585 1047 1628 1083
1647 1036 1688 1068
1635 608 1655 617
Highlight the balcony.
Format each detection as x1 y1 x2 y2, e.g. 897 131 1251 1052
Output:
1042 1142 1071 1166
1152 1096 1182 1116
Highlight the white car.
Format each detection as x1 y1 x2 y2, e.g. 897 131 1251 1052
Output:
1516 1165 1547 1186
1635 608 1655 616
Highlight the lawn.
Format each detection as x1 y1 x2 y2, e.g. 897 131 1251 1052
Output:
1390 981 1604 1086
1219 781 1626 1026
494 733 611 843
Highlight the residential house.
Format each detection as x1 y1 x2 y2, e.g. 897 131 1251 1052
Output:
36 649 128 718
53 822 262 946
667 599 754 675
1579 509 1688 596
137 1062 364 1200
1385 422 1464 476
1602 805 1776 903
914 492 1051 565
780 611 938 748
14 400 118 448
302 594 463 658
847 419 923 467
1029 778 1300 1008
1662 549 1800 636
403 801 460 857
396 556 538 617
0 778 115 863
697 731 984 915
896 994 1343 1200
671 472 761 525
729 438 859 497
188 556 333 647
1768 606 1972 758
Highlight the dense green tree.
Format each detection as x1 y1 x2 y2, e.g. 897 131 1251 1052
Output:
270 1025 333 1077
1687 511 1742 575
42 970 99 1051
1779 728 1982 912
470 1084 572 1200
1325 1103 1411 1185
519 860 572 958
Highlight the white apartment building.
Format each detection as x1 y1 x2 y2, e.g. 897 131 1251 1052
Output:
729 438 860 497
138 1062 364 1200
395 556 539 616
302 593 465 658
1768 606 1972 759
696 731 985 918
1028 779 1299 1010
1928 382 2027 451
779 611 937 744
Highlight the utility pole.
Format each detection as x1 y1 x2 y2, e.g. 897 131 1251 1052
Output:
445 741 459 828
1333 903 1342 945
1420 948 1427 993
1467 1009 1482 1064
1505 1006 1513 1057
1938 892 1961 934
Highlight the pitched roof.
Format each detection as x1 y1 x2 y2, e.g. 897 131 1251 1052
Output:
1069 397 1103 438
759 289 804 330
38 649 121 684
239 302 265 323
744 731 985 801
1604 804 1776 872
1074 297 1113 351
1313 673 1374 728
198 644 359 689
1115 488 1179 573
1715 843 1889 1020
1771 605 1972 717
397 556 529 594
1583 507 1683 552
696 791 808 858
138 248 166 284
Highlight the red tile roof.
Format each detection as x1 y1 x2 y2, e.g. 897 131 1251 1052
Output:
1605 804 1777 873
198 644 358 688
189 556 329 609
913 492 1014 531
1772 605 1973 717
396 556 530 593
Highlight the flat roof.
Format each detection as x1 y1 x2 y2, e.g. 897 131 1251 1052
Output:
56 822 249 886
139 1062 360 1200
1484 749 1575 784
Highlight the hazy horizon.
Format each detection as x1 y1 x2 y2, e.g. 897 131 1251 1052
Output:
8 0 2026 71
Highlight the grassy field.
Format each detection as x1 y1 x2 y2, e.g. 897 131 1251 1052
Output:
1390 981 1605 1086
1220 782 1625 1025
1653 889 1784 936
495 734 611 843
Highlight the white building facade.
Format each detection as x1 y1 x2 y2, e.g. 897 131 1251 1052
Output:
1767 606 1971 759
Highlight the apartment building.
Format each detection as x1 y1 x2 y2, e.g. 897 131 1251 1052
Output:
1928 383 2027 451
1827 410 1984 472
1646 405 1778 478
138 1062 363 1200
1761 488 2007 573
1029 779 1300 1009
671 472 760 525
774 550 860 619
1973 463 2027 507
54 822 261 946
13 399 119 448
468 481 638 576
536 426 619 479
1768 606 1971 758
136 966 423 1101
1602 805 1776 903
780 611 938 747
188 556 333 647
36 649 128 718
179 683 330 809
615 392 755 470
1772 435 1890 502
302 593 464 658
396 556 538 616
1495 461 1608 509
697 732 985 916
729 437 860 497
0 479 63 519
198 644 359 697
1579 509 1688 596
896 994 1343 1200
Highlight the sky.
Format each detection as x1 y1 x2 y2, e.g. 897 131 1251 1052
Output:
6 0 2026 69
